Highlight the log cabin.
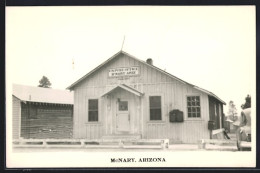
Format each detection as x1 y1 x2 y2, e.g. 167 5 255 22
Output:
67 51 226 143
12 84 73 139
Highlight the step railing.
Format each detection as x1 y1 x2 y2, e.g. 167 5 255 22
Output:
13 138 169 149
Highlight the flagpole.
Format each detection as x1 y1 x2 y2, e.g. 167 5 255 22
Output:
121 35 125 51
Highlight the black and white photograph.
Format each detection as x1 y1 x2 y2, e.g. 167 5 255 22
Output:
6 6 256 167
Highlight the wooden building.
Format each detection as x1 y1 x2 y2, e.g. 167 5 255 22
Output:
67 51 226 143
12 84 73 139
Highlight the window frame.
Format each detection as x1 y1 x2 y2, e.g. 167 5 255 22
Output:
88 98 99 122
186 95 202 119
149 95 163 121
118 100 129 112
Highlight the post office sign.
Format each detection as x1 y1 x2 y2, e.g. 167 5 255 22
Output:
108 66 140 77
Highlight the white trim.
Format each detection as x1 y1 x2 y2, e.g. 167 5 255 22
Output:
101 84 143 97
18 100 21 138
85 122 102 125
185 94 203 120
85 97 100 123
120 84 143 97
194 86 226 105
122 51 187 85
146 121 166 124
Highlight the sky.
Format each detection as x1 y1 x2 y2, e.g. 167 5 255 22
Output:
6 6 256 114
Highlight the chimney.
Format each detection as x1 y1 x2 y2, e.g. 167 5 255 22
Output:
146 58 153 65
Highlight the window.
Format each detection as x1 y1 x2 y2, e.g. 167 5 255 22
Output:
187 96 201 118
149 96 162 120
118 101 128 111
88 99 98 121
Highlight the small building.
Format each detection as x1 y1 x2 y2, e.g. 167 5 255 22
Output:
12 84 74 139
67 51 226 143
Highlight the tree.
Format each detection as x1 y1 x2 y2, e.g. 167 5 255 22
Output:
226 100 237 121
38 76 52 88
241 95 251 109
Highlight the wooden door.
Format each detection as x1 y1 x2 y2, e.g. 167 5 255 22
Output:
116 99 130 133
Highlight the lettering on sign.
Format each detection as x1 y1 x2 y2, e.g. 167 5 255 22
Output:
108 66 140 77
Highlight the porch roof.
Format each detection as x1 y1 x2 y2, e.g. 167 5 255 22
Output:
101 84 143 97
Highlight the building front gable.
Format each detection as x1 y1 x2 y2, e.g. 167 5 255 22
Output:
70 51 182 90
68 51 225 105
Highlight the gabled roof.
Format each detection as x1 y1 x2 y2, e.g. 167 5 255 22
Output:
67 51 225 105
194 86 226 105
101 84 144 97
13 84 73 105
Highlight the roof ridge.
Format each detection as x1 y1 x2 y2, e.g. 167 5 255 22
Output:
13 83 72 92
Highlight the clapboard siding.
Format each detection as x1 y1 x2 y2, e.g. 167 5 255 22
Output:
12 96 20 139
76 54 176 88
21 103 73 139
141 83 210 143
74 82 210 143
71 52 221 143
85 123 103 139
168 121 208 143
73 87 106 139
145 123 167 139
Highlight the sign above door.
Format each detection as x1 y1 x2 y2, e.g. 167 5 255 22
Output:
108 66 140 78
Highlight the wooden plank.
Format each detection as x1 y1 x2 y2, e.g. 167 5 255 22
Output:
13 138 170 149
123 145 162 149
239 141 251 148
212 128 225 135
84 145 121 149
45 145 82 148
205 145 238 151
200 139 237 144
13 145 45 148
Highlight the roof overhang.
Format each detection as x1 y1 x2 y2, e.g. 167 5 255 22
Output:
193 86 226 105
101 84 143 97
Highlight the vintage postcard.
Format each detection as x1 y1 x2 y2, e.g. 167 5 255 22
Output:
6 6 256 168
